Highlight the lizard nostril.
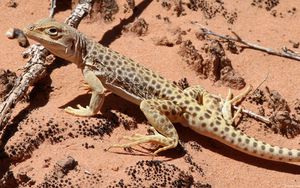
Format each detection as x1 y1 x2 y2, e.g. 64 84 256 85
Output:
27 24 35 31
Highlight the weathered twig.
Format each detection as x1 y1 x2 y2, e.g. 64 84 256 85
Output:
233 106 270 124
0 0 94 142
209 93 271 124
252 72 269 93
0 45 48 129
65 0 93 28
193 22 300 62
49 0 57 18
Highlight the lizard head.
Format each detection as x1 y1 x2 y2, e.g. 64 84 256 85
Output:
24 18 86 64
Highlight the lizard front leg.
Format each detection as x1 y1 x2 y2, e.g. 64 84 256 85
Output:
183 85 206 105
64 68 105 116
183 85 222 112
110 99 181 154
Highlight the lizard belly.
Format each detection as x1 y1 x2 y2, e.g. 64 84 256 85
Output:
103 82 142 105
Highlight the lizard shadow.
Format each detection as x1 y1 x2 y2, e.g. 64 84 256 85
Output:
177 125 300 174
107 146 186 161
0 158 17 186
60 93 188 159
60 92 147 124
99 0 153 47
53 0 72 13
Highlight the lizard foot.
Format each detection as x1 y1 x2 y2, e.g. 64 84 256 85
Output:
221 86 252 124
64 104 95 117
109 127 177 155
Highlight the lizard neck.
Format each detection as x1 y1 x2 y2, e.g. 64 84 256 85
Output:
70 31 90 68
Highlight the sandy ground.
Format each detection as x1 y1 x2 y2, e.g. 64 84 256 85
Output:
0 0 300 187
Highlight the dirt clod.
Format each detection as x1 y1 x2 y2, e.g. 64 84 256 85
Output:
248 87 300 138
266 87 289 111
178 40 204 76
126 0 135 9
153 27 185 47
153 36 175 47
108 160 210 187
248 89 267 105
123 18 149 36
80 0 119 22
269 110 300 138
187 0 238 24
220 66 246 90
5 0 18 8
179 39 245 89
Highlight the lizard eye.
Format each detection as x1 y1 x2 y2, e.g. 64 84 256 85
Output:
47 27 58 36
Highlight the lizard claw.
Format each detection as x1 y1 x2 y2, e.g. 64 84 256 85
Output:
64 105 95 117
76 104 89 110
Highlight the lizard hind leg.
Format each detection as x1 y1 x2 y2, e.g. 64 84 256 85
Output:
110 99 181 155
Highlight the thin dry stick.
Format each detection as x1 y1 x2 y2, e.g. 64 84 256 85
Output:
193 23 300 61
252 72 269 93
239 73 271 124
234 106 270 124
0 0 94 141
210 92 271 124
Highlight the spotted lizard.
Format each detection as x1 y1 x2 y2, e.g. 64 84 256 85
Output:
24 18 300 162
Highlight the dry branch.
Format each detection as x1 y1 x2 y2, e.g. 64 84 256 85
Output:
233 106 270 124
209 93 271 124
65 0 93 28
193 22 300 62
0 0 94 144
49 0 57 18
0 45 48 129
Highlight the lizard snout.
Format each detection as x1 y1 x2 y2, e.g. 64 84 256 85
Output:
23 24 35 36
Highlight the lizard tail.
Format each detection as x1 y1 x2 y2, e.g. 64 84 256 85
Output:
206 124 300 162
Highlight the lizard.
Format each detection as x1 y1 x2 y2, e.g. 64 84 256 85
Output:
23 18 300 162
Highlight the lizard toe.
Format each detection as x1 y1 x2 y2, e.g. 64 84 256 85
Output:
64 105 95 117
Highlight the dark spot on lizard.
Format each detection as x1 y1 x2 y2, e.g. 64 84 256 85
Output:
204 113 210 119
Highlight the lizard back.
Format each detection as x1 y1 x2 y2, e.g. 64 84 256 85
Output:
84 41 183 103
